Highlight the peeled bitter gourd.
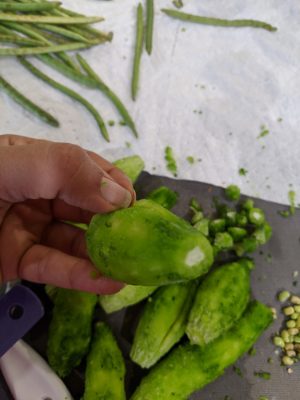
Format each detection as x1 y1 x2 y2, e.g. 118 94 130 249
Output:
130 301 273 400
47 288 97 377
186 260 251 346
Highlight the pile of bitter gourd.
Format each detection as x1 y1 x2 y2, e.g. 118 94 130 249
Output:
45 156 273 400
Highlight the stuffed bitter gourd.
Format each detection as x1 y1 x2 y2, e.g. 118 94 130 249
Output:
130 301 273 400
83 322 126 400
99 285 158 314
86 199 213 286
130 279 199 368
47 288 97 377
186 260 251 346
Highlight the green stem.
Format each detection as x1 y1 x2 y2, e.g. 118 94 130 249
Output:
0 14 104 25
0 41 91 55
18 56 109 142
0 34 44 46
161 9 277 32
132 3 143 101
0 2 61 11
146 0 154 55
76 54 138 138
0 74 58 127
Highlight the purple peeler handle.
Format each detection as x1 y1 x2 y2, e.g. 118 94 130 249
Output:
0 285 44 358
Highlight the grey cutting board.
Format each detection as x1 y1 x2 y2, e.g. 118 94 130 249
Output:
1 172 299 400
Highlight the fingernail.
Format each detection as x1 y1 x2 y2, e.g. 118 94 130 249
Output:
101 178 132 209
131 189 136 205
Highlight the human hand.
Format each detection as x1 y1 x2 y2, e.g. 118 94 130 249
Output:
0 134 135 294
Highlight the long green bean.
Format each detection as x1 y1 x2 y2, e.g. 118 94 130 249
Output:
132 3 143 101
145 0 153 55
35 23 100 44
0 74 58 126
0 34 44 46
0 2 61 12
0 14 104 25
0 41 91 55
161 9 277 32
18 57 109 142
76 54 138 138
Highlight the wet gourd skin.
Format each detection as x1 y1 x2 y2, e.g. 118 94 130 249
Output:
86 199 213 286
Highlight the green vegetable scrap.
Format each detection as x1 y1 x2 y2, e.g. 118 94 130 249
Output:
108 120 115 126
83 322 126 400
257 129 270 138
47 288 97 377
130 279 198 368
113 155 145 184
161 9 277 31
132 3 143 100
239 168 248 176
248 207 265 225
86 199 213 286
289 190 296 214
172 0 183 9
146 0 154 55
268 358 274 363
225 185 240 201
187 156 194 164
233 366 244 378
278 210 290 217
254 372 271 380
249 348 256 356
214 232 233 250
186 261 250 346
99 285 158 314
190 198 202 212
243 237 258 254
165 147 178 177
130 301 273 400
147 186 179 210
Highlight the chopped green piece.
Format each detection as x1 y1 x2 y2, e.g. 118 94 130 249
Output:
268 358 274 363
257 130 269 138
194 217 210 236
214 232 233 250
236 214 248 228
191 211 203 226
248 208 265 225
260 398 268 400
289 190 296 214
239 168 248 176
83 322 126 400
187 156 194 164
209 219 226 235
99 285 158 314
241 199 254 210
243 237 258 254
233 366 244 378
249 348 256 356
125 141 131 148
108 120 115 126
119 121 126 126
147 186 179 210
227 227 247 242
173 0 184 9
293 271 298 278
252 222 272 244
233 242 245 257
293 281 298 287
113 155 145 184
254 372 270 380
165 147 178 177
224 210 237 227
238 257 255 271
190 198 203 212
278 210 290 217
225 185 240 201
278 118 282 122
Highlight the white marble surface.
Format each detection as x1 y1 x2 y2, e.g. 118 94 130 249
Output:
0 0 299 205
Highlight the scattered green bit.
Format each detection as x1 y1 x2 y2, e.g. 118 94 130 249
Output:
89 270 98 280
153 167 156 170
233 366 244 378
187 156 194 164
254 372 270 380
257 130 269 138
293 281 298 287
260 398 268 400
289 184 293 187
289 190 296 214
292 357 298 363
268 358 273 363
278 211 290 217
198 110 202 114
225 397 229 400
229 132 232 135
198 158 202 162
278 118 282 122
261 125 265 130
225 185 240 201
181 28 186 31
265 258 271 263
259 277 264 281
260 251 264 255
239 168 248 176
101 182 107 187
108 120 115 126
249 348 256 356
190 198 202 212
119 121 126 126
125 142 131 148
293 271 298 278
173 0 183 9
165 147 178 177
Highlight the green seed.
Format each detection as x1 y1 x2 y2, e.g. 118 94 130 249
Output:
282 356 294 365
291 313 299 320
283 306 294 316
278 291 290 302
281 330 290 343
273 336 285 348
294 305 300 313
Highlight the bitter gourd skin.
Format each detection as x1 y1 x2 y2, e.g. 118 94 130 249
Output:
186 260 250 346
83 322 126 400
130 301 273 400
130 279 199 368
86 199 213 286
47 288 97 378
99 285 158 314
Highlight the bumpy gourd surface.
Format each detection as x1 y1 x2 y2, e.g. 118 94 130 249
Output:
47 288 97 378
86 199 213 285
130 301 273 400
99 284 158 314
130 279 198 368
186 261 250 346
83 322 126 400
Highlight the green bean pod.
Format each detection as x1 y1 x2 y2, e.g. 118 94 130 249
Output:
83 322 126 400
132 3 143 100
130 301 273 400
47 288 97 377
130 279 198 368
145 0 154 55
186 260 250 346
